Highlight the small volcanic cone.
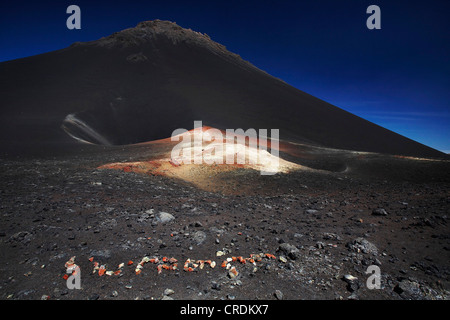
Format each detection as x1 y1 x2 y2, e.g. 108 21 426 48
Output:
98 125 303 192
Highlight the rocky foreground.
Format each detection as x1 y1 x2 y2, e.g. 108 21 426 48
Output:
0 149 449 301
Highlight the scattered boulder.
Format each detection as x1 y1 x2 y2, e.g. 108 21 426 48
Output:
164 288 175 296
9 231 33 244
343 274 358 283
89 249 111 260
193 221 203 227
372 208 388 216
156 212 175 224
322 232 342 241
278 243 301 260
346 237 378 255
342 274 360 292
394 279 423 299
192 231 207 245
316 241 325 249
274 290 283 300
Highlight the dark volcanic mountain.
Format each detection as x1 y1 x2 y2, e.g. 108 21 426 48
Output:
1 20 450 302
0 20 445 158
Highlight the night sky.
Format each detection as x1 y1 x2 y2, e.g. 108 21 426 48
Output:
1 0 449 153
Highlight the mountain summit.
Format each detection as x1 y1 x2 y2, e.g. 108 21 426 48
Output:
73 20 261 75
89 20 236 53
0 20 445 158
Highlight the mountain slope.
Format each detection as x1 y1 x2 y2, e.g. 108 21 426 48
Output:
0 20 445 158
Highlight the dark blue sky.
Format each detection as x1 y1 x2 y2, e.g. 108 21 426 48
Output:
1 0 449 153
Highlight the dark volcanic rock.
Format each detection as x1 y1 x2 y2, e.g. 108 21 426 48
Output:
346 238 378 255
156 212 175 224
278 243 301 260
192 231 207 245
274 290 283 300
372 208 388 216
394 280 423 299
89 249 112 260
342 275 360 293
